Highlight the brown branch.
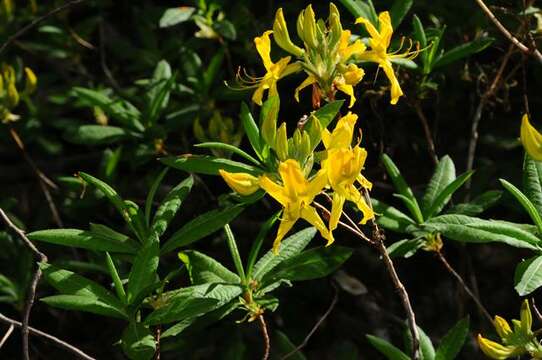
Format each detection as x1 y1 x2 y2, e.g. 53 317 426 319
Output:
154 326 161 360
465 43 515 197
0 0 88 55
258 315 270 360
281 283 338 360
436 251 493 324
0 324 14 349
413 101 439 166
361 190 420 360
473 0 542 64
0 313 95 360
0 208 47 360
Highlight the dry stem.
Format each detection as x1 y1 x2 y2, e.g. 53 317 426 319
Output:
258 315 270 360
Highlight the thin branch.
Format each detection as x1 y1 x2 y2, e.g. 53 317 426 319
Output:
258 315 270 360
0 324 14 349
0 208 47 360
473 0 542 64
281 283 338 360
0 313 95 360
361 190 420 360
465 43 515 197
313 201 373 244
0 0 88 55
436 251 493 324
413 101 439 166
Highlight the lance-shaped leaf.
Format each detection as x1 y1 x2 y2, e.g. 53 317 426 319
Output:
127 235 159 304
435 317 469 360
422 155 456 214
178 250 240 285
151 176 193 236
514 255 542 296
160 155 260 176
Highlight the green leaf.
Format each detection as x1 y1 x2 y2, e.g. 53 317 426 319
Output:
27 228 137 253
127 236 159 304
275 330 307 360
159 7 195 28
121 322 156 360
72 87 143 132
144 296 218 325
372 199 416 234
194 142 260 166
422 156 456 214
246 212 280 279
261 246 352 286
260 96 280 148
425 171 474 219
40 263 127 319
161 204 245 254
449 191 502 216
160 155 261 176
311 100 344 129
252 227 317 281
382 154 424 223
151 176 193 237
425 215 541 250
146 60 174 126
105 252 126 303
390 0 413 28
224 224 246 283
41 294 127 319
387 238 425 258
144 168 169 227
366 335 409 360
214 19 237 40
64 125 129 145
240 102 262 160
203 50 225 93
178 250 240 285
434 317 469 360
523 154 542 217
412 15 428 69
433 37 494 69
339 0 378 25
404 326 435 360
500 179 542 234
514 255 542 296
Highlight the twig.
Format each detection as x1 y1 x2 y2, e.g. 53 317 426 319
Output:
258 315 270 360
154 326 161 360
465 43 515 197
0 324 14 349
0 209 47 360
436 251 493 324
0 313 95 360
313 201 373 244
281 283 339 360
0 0 88 55
473 0 542 64
532 299 542 323
413 101 439 165
361 190 420 360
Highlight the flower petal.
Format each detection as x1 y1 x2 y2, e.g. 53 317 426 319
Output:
301 206 334 246
294 75 317 102
520 114 542 161
254 30 274 71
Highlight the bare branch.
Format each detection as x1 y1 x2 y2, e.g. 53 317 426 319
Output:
0 208 47 360
258 315 270 360
0 313 96 360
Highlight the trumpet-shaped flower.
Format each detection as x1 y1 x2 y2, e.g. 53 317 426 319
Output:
259 159 333 253
219 170 260 196
355 12 418 105
250 31 301 106
321 113 374 230
477 300 542 359
520 114 542 161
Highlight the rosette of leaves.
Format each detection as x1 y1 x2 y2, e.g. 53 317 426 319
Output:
28 171 246 359
373 154 502 258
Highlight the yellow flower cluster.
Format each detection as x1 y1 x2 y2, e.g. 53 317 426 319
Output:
477 300 542 359
0 64 37 124
240 3 417 108
219 112 374 253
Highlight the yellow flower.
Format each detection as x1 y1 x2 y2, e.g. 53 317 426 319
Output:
355 12 418 105
520 114 542 161
321 113 374 230
477 300 539 359
259 159 333 253
219 170 260 196
252 30 301 106
477 334 521 360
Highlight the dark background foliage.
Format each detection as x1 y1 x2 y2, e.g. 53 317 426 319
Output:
1 0 541 358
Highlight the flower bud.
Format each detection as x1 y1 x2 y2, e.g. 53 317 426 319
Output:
520 114 542 161
273 8 304 57
24 67 37 95
275 122 289 161
219 170 260 196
